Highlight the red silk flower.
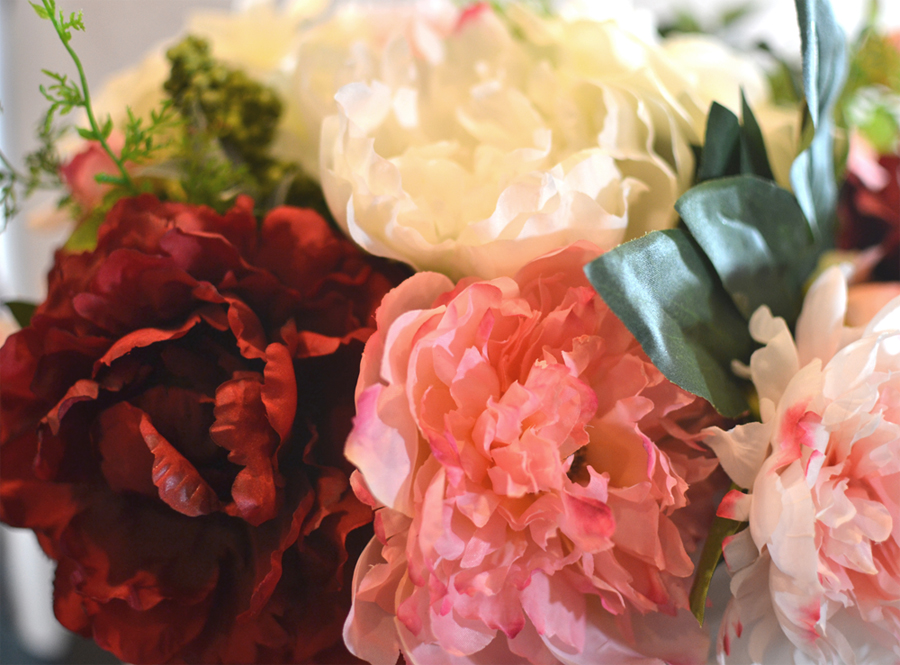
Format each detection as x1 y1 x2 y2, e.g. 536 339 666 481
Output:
0 194 405 663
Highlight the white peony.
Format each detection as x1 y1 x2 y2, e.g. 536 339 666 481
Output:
315 1 782 279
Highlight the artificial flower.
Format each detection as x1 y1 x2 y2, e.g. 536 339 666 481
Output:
0 194 405 663
706 267 900 664
839 134 900 282
317 1 780 279
343 242 725 664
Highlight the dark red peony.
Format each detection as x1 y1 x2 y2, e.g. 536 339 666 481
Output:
0 194 406 663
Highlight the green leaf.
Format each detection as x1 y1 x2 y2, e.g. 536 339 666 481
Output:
738 91 775 181
796 0 847 127
697 95 775 184
585 229 754 417
29 1 50 19
64 216 102 252
791 128 839 244
100 115 113 140
791 0 847 242
4 300 38 327
697 103 741 182
68 10 85 31
676 176 817 323
689 515 746 625
76 126 97 140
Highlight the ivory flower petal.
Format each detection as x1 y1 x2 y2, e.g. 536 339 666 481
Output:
315 1 778 279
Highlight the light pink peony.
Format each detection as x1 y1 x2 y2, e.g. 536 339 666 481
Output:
707 268 900 664
343 243 725 665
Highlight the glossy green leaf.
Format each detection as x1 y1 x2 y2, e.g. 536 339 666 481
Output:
4 301 38 328
689 514 746 625
585 229 754 418
676 176 817 323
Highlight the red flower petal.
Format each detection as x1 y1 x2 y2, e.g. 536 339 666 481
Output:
140 415 222 516
96 402 157 497
210 374 279 526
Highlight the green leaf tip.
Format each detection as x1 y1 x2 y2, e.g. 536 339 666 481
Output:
29 1 50 19
4 300 38 328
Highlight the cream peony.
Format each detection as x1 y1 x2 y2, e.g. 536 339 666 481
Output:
343 243 726 665
317 1 778 279
706 268 900 664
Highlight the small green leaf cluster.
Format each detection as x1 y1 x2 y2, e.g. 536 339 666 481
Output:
29 0 83 42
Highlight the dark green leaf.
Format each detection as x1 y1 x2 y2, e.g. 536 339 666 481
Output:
791 0 847 242
76 126 96 141
676 176 816 323
585 229 754 417
697 103 741 182
689 515 746 625
738 90 775 180
795 0 847 127
4 300 38 327
30 1 50 19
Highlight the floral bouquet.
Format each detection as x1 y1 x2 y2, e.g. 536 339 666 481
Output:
0 0 898 664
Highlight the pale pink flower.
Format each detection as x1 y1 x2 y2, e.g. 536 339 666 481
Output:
343 243 724 664
706 267 900 664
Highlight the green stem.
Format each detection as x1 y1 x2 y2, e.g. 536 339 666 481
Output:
44 0 135 193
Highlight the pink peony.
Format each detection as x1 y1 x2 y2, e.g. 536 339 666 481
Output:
343 243 725 664
707 267 900 664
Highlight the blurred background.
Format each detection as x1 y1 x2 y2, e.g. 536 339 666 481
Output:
0 0 898 663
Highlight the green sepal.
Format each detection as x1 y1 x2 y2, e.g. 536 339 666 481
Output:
689 514 747 625
676 175 817 324
584 229 754 418
4 300 38 328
